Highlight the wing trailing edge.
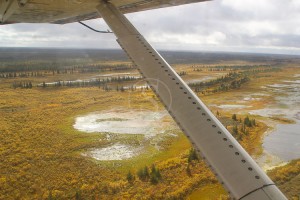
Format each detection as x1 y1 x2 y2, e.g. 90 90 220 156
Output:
0 0 209 24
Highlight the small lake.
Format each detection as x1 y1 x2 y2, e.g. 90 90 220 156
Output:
263 120 300 161
257 78 300 163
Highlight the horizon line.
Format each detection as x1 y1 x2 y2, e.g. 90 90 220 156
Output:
1 46 300 57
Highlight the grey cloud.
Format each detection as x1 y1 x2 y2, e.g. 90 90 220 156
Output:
0 0 300 54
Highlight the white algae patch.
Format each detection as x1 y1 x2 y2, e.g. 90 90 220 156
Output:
217 104 251 109
74 109 166 136
255 150 287 171
283 80 300 84
250 108 293 118
243 97 261 101
84 143 140 160
185 76 214 84
75 109 174 161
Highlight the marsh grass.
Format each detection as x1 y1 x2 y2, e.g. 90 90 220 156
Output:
1 61 299 199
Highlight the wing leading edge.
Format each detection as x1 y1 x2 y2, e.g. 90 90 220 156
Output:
0 0 209 24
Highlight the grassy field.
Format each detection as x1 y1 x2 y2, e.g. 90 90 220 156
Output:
0 51 300 199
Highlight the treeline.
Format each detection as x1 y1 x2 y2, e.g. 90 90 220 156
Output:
178 71 187 76
0 63 133 75
231 114 256 141
126 148 201 185
189 67 280 95
126 164 162 185
189 72 241 88
189 72 250 94
36 76 141 88
44 149 207 200
137 164 162 184
12 81 33 89
191 64 272 71
0 60 82 72
216 111 259 142
241 68 281 76
0 71 46 78
78 64 134 73
12 80 153 94
102 85 150 92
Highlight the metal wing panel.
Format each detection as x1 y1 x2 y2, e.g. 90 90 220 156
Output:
240 185 288 200
96 2 287 199
0 0 209 24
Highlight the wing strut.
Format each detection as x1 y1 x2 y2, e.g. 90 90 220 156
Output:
96 2 287 199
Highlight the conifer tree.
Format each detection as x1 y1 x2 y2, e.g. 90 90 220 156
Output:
127 171 134 183
186 164 192 176
232 114 237 121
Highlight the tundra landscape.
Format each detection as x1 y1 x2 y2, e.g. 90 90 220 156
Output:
0 48 299 199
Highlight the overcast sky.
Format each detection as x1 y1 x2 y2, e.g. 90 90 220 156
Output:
1 0 300 55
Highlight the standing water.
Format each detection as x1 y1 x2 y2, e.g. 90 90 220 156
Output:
251 78 300 165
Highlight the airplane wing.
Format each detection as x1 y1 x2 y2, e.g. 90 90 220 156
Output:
0 0 208 24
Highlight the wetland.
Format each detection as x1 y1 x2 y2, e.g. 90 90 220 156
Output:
0 48 299 199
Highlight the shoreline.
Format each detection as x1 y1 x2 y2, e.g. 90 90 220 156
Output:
254 117 292 171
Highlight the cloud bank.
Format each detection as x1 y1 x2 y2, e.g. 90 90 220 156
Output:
1 0 300 55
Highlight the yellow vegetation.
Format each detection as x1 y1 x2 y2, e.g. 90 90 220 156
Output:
1 64 300 199
268 160 300 199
